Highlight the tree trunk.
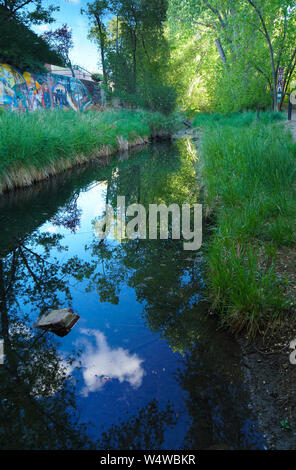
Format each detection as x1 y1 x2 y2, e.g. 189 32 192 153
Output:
215 38 227 64
69 61 75 78
95 14 107 87
247 0 277 110
131 29 137 93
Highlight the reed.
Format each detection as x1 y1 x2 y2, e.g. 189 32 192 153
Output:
197 113 296 337
0 109 180 193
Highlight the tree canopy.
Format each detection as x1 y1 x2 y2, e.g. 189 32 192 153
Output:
167 0 296 112
83 0 177 113
0 5 63 71
83 0 296 113
0 0 58 25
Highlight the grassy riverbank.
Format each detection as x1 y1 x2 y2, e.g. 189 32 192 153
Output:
195 112 296 337
0 109 180 193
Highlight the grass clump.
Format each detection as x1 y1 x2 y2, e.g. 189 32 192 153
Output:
198 114 296 337
0 109 180 193
192 110 285 129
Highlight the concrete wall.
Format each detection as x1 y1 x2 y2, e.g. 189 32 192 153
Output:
0 63 102 112
45 64 94 82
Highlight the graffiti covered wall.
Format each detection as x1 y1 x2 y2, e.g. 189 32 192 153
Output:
0 63 102 112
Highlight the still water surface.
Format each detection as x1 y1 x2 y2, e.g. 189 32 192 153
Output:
0 140 263 449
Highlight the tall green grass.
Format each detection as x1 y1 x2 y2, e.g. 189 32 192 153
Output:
192 110 285 129
198 114 296 336
0 109 181 192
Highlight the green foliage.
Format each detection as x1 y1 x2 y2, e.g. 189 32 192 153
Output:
91 72 104 82
86 0 173 113
167 12 217 113
198 116 296 336
0 0 58 25
212 64 271 113
110 83 177 114
192 111 285 128
280 419 294 432
142 83 177 115
167 0 296 113
0 8 63 71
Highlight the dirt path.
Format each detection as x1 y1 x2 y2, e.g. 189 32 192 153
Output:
240 327 296 449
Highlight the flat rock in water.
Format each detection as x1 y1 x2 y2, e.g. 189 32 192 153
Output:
33 308 80 337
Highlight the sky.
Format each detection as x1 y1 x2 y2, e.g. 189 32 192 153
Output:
33 0 102 73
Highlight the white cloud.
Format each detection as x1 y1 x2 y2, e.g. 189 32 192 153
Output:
36 24 50 33
75 329 145 396
43 225 58 234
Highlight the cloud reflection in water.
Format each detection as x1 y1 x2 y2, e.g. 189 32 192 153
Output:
75 329 145 396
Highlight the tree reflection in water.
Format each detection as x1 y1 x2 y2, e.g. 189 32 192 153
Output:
176 311 265 450
0 140 263 449
97 399 177 450
84 141 263 449
0 231 95 449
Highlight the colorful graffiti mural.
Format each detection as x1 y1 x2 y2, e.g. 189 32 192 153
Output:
0 64 102 112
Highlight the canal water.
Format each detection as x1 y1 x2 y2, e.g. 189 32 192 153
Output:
0 140 264 450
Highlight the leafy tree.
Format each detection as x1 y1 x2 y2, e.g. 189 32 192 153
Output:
42 24 75 76
82 0 110 86
84 0 176 113
91 72 104 82
0 0 58 25
167 17 217 113
0 6 63 70
167 0 296 112
243 0 296 110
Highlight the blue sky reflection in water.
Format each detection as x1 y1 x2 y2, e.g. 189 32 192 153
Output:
0 141 264 450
